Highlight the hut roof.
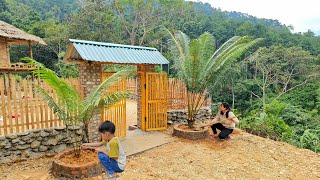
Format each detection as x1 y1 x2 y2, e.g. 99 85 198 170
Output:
64 39 169 65
0 20 46 45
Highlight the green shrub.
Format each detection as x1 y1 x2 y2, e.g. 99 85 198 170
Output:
300 129 320 152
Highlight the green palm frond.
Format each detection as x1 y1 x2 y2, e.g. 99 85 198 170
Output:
23 57 81 114
33 85 68 123
99 92 130 109
83 68 133 111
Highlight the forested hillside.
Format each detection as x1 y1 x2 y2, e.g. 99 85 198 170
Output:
0 0 319 152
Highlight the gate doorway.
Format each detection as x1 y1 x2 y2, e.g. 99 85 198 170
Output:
144 72 168 131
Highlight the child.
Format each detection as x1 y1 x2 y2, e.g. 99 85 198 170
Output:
81 120 126 179
211 102 239 140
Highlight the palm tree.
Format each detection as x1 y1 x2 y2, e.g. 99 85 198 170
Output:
24 58 132 156
167 30 262 128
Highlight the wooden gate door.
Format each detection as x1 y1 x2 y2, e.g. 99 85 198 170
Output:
145 72 168 131
101 72 126 138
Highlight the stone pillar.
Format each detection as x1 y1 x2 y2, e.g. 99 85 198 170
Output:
78 62 101 142
137 65 155 130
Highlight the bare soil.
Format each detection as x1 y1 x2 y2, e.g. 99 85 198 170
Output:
126 99 137 127
0 128 319 180
59 149 97 165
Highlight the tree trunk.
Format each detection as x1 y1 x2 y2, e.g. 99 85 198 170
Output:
187 119 194 129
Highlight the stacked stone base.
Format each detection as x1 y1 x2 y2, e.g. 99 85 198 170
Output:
167 107 212 125
52 149 104 178
173 124 209 140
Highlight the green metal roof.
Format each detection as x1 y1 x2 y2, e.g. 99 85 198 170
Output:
64 39 169 64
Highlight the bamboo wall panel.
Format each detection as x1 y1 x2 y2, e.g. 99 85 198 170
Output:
126 78 137 95
101 73 126 138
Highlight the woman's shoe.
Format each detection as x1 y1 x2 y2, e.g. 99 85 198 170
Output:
210 135 219 139
106 173 119 179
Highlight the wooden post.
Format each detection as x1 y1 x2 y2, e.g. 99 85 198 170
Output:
28 41 33 59
3 72 7 96
139 65 146 131
8 72 12 99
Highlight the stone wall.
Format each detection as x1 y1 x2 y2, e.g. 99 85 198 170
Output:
78 62 101 142
0 125 84 164
167 107 212 124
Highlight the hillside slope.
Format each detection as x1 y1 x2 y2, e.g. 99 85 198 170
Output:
0 128 319 179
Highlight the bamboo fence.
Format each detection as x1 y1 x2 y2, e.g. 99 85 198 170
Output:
0 77 210 135
0 77 80 135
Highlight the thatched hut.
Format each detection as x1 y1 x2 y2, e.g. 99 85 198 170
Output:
0 20 46 68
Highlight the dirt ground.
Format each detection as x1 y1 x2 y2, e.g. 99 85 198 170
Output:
0 127 319 180
1 100 319 179
126 99 137 127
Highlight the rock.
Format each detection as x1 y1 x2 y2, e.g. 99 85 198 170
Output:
128 125 138 130
18 141 26 145
50 130 59 136
167 121 173 125
11 138 20 144
68 125 80 130
54 144 67 153
17 144 30 150
39 145 48 152
56 134 65 141
4 151 11 156
44 128 53 133
33 129 41 133
6 134 17 139
54 126 65 131
13 150 22 155
48 138 58 146
46 152 55 157
40 131 50 137
76 129 83 135
17 132 30 136
22 150 31 158
21 134 33 142
4 144 12 149
31 140 41 149
0 136 5 141
36 137 43 141
32 133 40 138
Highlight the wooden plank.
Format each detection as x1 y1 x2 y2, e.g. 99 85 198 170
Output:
12 77 19 133
52 89 57 127
34 82 40 129
17 79 24 132
28 82 35 129
0 77 7 135
43 83 49 128
7 73 13 133
23 80 30 130
38 81 44 128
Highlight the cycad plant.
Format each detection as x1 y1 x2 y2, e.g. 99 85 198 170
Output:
24 58 132 156
167 30 262 128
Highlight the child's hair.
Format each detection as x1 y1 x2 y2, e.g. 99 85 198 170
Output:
98 120 115 134
220 102 231 118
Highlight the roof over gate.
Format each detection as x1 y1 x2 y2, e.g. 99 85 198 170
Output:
63 39 169 65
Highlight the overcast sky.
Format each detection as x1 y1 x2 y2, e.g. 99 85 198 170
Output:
195 0 320 33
